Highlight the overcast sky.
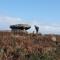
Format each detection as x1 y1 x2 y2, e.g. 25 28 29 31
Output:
0 0 60 34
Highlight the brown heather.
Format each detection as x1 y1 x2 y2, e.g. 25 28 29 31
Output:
0 31 59 60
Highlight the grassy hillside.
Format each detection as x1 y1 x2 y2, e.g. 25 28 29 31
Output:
0 31 59 60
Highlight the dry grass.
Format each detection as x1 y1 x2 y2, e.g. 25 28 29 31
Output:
0 31 59 60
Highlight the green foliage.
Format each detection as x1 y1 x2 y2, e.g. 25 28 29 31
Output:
22 51 56 60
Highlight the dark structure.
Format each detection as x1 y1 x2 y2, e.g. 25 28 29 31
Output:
10 24 31 33
34 25 39 34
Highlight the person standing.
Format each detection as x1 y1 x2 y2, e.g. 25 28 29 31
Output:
34 25 39 34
